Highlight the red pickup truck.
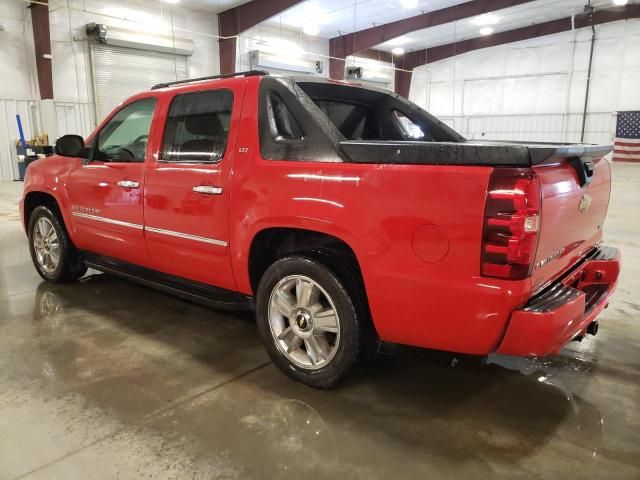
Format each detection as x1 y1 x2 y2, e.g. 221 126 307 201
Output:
20 71 620 388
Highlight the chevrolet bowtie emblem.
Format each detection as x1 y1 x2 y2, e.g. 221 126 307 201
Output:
579 194 592 213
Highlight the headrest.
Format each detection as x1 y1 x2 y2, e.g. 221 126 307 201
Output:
185 114 224 136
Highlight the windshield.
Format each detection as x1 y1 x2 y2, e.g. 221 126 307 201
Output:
96 98 156 162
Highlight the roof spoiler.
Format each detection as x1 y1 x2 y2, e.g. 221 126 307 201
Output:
527 143 613 164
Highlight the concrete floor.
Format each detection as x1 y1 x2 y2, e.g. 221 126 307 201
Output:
0 163 638 480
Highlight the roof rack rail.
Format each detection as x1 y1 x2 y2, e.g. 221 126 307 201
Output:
151 70 269 90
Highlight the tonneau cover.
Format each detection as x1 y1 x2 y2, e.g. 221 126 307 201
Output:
340 140 613 166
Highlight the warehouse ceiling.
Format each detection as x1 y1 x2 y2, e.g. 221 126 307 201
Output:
264 0 634 51
374 0 597 52
265 0 470 37
172 0 253 13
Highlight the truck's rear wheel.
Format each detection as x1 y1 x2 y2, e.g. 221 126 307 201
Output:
256 255 367 388
28 205 87 283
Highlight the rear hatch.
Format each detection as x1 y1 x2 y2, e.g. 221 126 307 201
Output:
530 148 612 292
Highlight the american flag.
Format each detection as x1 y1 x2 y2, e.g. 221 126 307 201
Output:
613 111 640 163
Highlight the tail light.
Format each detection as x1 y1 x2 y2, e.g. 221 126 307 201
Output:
481 168 541 280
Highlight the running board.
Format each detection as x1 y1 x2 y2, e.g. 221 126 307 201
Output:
82 252 254 311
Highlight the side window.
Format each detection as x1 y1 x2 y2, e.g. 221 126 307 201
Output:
266 92 303 141
393 110 426 140
161 89 233 163
94 98 156 162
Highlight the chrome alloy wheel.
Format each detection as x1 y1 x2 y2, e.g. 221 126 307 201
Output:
33 217 60 273
268 275 341 370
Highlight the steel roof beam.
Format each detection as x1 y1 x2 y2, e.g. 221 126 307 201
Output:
218 0 304 74
329 0 536 78
392 3 640 97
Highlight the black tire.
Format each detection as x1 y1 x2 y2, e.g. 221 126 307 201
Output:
256 255 373 388
28 205 87 283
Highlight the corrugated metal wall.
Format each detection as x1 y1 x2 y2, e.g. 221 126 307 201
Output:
0 99 95 182
90 43 187 123
54 102 95 140
0 99 39 182
440 112 617 144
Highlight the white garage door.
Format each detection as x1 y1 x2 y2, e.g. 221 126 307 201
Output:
90 43 188 123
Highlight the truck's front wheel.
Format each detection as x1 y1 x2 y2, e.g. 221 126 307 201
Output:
256 255 367 388
28 205 87 283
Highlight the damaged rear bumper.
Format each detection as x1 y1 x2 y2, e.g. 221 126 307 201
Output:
495 246 621 356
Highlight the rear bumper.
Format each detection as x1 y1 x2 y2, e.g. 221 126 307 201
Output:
495 246 620 356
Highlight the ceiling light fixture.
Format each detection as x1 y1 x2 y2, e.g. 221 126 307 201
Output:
303 24 319 36
162 0 180 4
612 0 628 5
392 47 405 55
471 13 499 26
479 27 493 36
400 0 419 9
387 36 410 46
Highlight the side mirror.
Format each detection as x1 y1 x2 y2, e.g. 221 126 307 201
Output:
55 135 85 157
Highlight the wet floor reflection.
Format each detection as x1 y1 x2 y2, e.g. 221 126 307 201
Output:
19 274 622 478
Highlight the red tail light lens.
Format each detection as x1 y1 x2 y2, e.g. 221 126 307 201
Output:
481 168 540 280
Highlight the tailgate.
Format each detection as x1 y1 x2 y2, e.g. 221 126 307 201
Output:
530 153 612 292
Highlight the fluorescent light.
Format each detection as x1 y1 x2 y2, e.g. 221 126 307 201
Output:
471 13 499 26
387 36 410 46
163 0 180 3
400 0 419 9
391 47 405 55
613 0 628 5
303 24 319 36
479 27 493 36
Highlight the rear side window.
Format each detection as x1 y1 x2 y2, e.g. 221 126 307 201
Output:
394 111 427 140
161 89 233 163
266 92 303 140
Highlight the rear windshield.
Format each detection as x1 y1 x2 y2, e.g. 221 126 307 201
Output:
296 81 463 143
314 100 377 140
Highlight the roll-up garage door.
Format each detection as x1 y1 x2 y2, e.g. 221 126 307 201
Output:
90 43 188 123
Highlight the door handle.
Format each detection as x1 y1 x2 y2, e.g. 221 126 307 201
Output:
117 180 140 189
193 185 223 195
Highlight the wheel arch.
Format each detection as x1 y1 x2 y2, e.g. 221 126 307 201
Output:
248 226 380 369
247 227 365 296
23 191 62 230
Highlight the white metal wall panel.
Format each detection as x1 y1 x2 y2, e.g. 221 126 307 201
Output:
462 73 568 116
443 112 616 145
408 19 640 144
90 43 187 123
54 102 95 139
0 99 38 181
0 100 98 182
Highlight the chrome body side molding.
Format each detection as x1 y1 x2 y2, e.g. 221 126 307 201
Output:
72 212 228 247
145 226 228 247
72 212 144 230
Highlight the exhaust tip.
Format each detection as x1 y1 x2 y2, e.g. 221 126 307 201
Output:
587 321 599 336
